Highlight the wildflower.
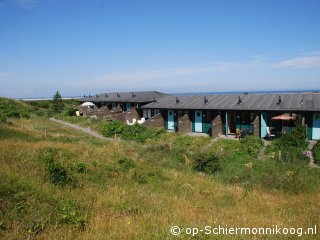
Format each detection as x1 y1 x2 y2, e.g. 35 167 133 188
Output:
244 162 253 169
285 170 294 177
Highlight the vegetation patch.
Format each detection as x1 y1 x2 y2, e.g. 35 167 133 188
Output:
103 120 165 143
59 200 86 230
0 97 31 122
265 124 308 162
44 149 75 186
240 135 264 157
0 127 36 142
193 150 221 174
313 142 320 165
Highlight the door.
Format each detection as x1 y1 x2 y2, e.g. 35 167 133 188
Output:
260 112 267 138
195 110 202 132
126 103 131 111
312 113 320 140
167 110 175 130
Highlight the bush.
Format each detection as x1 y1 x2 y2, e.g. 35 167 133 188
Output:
265 123 308 162
104 120 126 137
313 142 320 165
44 149 72 186
0 113 6 123
64 107 77 116
103 121 164 143
193 151 221 174
59 200 86 230
240 135 264 157
6 110 20 118
117 157 135 172
121 124 146 141
72 162 88 173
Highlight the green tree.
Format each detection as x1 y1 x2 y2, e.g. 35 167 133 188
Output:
52 91 64 113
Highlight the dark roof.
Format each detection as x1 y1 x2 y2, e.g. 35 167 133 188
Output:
80 91 169 103
142 92 320 112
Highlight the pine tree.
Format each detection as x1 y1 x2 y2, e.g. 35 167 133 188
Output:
52 91 64 113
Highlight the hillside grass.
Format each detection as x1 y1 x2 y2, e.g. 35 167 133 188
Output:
0 98 319 239
1 116 319 239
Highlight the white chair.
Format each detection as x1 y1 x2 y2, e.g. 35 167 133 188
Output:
137 118 146 124
267 127 275 139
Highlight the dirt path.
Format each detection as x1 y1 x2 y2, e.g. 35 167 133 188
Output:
49 118 110 141
257 140 270 160
307 140 319 168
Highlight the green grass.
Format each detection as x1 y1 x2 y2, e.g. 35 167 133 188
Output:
313 142 320 165
0 99 319 239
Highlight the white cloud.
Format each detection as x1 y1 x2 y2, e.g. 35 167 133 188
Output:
273 55 320 68
0 72 15 77
76 52 320 92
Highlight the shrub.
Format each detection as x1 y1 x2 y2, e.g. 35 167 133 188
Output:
240 135 264 157
313 142 320 165
193 151 221 174
44 149 72 186
72 162 88 173
104 120 126 137
64 107 77 116
59 200 86 230
103 121 164 143
0 113 6 123
20 111 30 119
278 124 306 149
6 110 20 118
121 124 146 141
266 123 308 162
117 157 135 172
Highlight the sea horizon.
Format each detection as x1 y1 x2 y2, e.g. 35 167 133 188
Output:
15 89 320 101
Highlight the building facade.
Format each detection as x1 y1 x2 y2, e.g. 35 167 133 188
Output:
141 93 320 140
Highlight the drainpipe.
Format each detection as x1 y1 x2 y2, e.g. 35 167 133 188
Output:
225 112 228 137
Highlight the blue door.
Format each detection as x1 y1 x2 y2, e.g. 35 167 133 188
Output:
126 103 131 111
260 112 267 138
312 113 320 140
195 110 202 132
167 110 175 130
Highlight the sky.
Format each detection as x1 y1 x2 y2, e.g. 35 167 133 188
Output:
0 0 320 98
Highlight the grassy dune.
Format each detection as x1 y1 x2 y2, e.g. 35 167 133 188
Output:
0 116 320 239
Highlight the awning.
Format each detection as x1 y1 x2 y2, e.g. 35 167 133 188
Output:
81 102 95 106
271 115 295 121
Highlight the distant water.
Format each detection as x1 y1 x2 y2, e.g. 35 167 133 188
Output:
19 96 82 101
172 89 320 96
18 89 320 100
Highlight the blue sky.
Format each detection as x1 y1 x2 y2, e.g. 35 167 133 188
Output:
0 0 320 98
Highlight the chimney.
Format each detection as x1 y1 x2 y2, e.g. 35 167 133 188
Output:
105 93 108 98
204 96 208 104
153 97 157 103
237 96 242 104
277 96 282 105
117 93 120 97
132 92 136 98
176 97 180 104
